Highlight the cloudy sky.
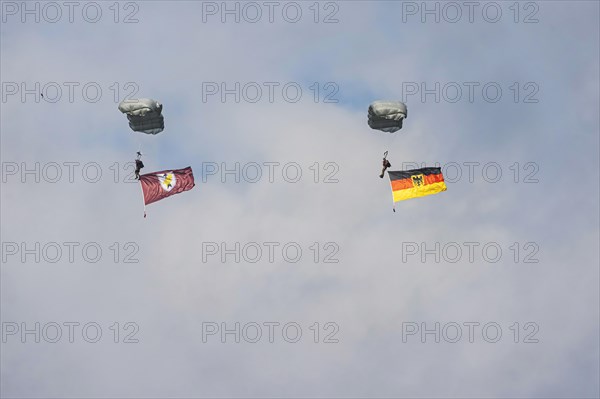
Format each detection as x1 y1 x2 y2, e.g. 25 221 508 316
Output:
1 1 599 397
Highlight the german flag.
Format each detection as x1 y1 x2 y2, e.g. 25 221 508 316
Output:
389 167 447 202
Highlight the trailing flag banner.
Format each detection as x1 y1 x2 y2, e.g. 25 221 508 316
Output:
140 167 195 206
388 167 446 203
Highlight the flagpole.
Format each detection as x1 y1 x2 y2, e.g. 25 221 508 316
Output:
139 179 147 218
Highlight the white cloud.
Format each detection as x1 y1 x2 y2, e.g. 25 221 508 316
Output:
1 1 599 397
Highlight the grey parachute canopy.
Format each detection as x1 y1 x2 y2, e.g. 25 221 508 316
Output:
118 98 164 135
368 100 407 133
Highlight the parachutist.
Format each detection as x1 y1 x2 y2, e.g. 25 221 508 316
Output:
380 158 391 178
135 153 144 180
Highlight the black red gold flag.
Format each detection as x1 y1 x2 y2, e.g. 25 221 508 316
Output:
388 167 446 204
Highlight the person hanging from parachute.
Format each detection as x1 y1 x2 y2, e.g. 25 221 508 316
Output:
134 151 144 180
367 100 407 178
118 98 195 217
118 98 164 181
368 100 446 210
380 151 392 178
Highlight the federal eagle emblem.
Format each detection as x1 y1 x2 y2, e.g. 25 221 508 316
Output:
411 174 425 187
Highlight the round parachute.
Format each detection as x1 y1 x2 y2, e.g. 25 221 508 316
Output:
368 100 407 133
118 98 164 135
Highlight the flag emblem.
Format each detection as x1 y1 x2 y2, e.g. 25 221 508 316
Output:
411 174 424 187
158 172 176 191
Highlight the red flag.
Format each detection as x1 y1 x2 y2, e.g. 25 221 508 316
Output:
139 167 195 206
